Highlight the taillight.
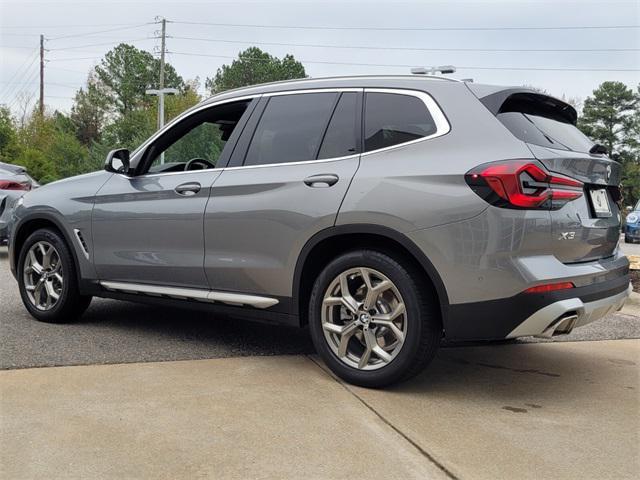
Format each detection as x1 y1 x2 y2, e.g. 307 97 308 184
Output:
465 160 583 210
0 180 31 191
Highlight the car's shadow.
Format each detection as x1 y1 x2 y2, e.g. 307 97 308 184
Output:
81 298 315 356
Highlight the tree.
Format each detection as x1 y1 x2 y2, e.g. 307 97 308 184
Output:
94 44 184 115
206 47 306 94
0 107 19 163
579 81 638 155
70 74 109 146
578 81 640 205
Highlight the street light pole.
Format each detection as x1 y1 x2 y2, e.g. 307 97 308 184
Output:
145 87 178 163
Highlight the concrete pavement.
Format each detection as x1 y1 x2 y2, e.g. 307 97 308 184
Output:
2 340 639 480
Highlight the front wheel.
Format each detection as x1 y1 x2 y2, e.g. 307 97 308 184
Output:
308 250 441 388
17 228 92 323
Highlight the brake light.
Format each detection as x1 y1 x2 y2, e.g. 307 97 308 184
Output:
524 282 575 294
0 180 31 191
465 160 583 210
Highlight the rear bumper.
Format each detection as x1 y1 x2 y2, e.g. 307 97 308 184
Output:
506 282 631 338
446 272 631 341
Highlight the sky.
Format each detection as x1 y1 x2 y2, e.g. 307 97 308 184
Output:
1 0 639 115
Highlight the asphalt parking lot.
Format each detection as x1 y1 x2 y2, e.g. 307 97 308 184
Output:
1 245 639 479
1 246 639 369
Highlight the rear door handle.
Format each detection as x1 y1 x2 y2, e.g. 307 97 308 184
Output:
303 174 339 188
175 182 201 196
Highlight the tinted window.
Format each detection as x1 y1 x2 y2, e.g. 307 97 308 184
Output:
245 93 338 166
364 93 437 152
318 92 358 159
497 112 594 153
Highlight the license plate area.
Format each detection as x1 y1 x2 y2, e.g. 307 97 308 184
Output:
589 188 612 218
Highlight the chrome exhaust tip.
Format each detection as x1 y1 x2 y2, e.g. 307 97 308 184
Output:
537 313 579 338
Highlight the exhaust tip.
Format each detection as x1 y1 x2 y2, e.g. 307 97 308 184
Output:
537 313 579 338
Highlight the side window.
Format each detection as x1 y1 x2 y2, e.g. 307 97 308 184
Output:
145 100 251 174
364 92 437 152
318 92 358 159
244 92 338 166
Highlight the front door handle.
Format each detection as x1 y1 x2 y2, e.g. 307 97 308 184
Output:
175 182 201 196
303 174 339 188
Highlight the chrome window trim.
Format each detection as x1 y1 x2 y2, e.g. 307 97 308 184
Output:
263 88 362 97
100 281 279 309
361 88 451 157
128 87 450 177
223 153 360 171
130 93 261 163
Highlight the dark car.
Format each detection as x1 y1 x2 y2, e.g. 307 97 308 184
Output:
0 162 38 245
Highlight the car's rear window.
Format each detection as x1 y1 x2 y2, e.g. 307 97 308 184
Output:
364 92 437 152
497 111 594 153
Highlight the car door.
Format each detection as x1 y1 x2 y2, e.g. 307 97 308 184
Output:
92 98 256 288
203 89 362 304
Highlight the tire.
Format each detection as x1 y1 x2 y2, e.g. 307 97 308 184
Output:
308 250 442 388
17 228 92 323
625 236 633 244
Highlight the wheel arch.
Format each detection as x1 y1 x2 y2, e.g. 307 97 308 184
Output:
11 213 82 287
293 224 449 326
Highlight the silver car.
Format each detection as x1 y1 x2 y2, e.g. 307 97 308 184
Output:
7 76 631 387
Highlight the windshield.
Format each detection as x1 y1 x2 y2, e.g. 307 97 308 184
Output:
635 200 640 211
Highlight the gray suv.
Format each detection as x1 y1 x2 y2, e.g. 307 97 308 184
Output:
7 76 631 387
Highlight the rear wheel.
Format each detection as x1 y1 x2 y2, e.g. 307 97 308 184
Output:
309 250 441 388
625 235 633 243
17 228 92 323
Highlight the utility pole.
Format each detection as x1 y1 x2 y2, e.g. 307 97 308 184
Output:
39 34 44 116
158 17 166 130
146 17 178 164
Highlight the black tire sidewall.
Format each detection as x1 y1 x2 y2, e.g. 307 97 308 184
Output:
309 250 436 388
17 228 85 323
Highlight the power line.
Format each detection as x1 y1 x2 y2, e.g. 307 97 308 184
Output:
0 49 39 103
48 37 155 51
169 50 640 72
168 20 640 31
169 35 640 53
2 22 157 29
46 23 155 41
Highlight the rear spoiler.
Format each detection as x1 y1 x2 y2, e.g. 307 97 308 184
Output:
0 161 27 175
466 86 577 125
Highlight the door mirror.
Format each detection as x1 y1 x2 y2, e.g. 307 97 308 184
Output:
105 148 130 174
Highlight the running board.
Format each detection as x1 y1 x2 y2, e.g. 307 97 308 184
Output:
99 281 279 309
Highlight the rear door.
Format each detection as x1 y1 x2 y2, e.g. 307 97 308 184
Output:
481 90 623 263
203 89 362 301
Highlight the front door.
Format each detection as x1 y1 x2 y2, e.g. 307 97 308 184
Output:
204 90 362 302
92 99 255 288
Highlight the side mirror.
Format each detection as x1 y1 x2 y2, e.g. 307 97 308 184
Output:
105 148 130 174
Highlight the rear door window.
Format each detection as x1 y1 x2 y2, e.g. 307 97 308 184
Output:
244 92 338 166
318 92 359 159
364 92 437 152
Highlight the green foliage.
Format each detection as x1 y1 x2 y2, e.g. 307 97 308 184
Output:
578 81 640 205
0 107 19 162
94 44 184 115
205 47 306 94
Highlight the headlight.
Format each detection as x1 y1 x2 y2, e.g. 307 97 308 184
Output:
627 213 639 224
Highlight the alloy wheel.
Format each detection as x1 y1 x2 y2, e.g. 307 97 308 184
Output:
321 267 407 370
23 241 63 311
